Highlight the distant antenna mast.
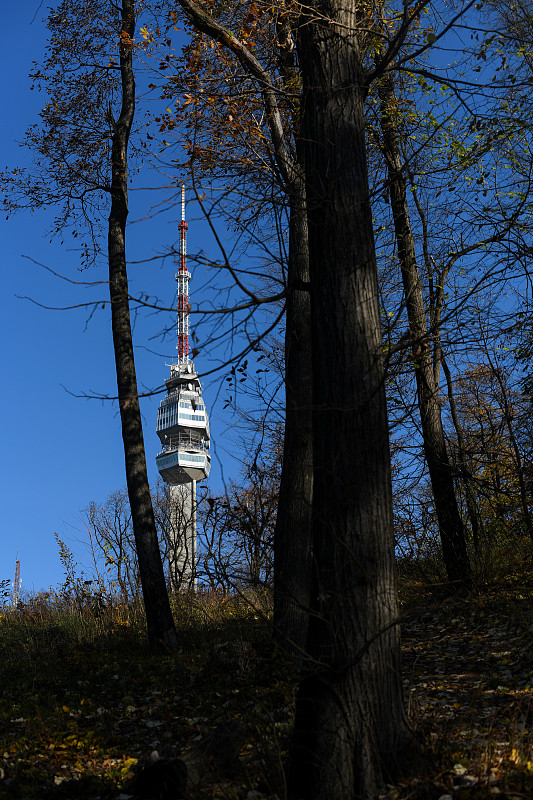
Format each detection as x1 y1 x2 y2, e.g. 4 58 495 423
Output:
176 184 190 363
13 560 20 608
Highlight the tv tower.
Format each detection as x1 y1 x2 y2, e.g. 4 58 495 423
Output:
13 559 21 608
155 186 210 590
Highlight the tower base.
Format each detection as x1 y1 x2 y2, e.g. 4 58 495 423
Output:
167 480 197 592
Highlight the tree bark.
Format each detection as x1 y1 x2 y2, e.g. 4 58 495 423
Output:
273 178 313 657
441 355 481 551
377 69 471 588
272 16 313 656
489 362 533 544
289 4 413 797
108 0 178 652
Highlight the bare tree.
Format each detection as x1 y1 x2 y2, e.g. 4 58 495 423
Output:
3 0 177 651
167 0 421 794
198 454 277 591
376 63 472 586
86 489 141 601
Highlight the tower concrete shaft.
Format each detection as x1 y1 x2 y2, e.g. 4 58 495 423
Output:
13 560 20 608
168 482 197 591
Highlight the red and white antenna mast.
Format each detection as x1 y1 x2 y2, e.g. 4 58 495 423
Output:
176 184 191 364
13 559 21 608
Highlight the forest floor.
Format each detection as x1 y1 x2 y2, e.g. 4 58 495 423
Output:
0 579 533 800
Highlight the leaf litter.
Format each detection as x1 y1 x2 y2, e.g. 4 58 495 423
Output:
400 581 533 798
0 583 533 799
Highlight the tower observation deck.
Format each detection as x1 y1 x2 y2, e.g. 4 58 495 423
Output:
155 186 210 588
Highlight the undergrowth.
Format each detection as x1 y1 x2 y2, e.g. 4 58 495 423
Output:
1 571 533 799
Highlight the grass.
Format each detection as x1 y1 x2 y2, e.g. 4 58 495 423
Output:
1 575 533 799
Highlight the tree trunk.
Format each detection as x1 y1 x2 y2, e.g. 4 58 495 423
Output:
441 355 481 551
289 4 413 797
490 363 533 543
273 15 314 656
108 0 178 652
273 179 313 657
174 0 315 659
377 70 471 588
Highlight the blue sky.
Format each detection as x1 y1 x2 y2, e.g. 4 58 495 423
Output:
1 5 254 595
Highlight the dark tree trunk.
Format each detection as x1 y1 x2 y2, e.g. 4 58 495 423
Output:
108 0 178 652
289 4 413 797
174 0 315 660
273 17 313 657
273 179 313 657
377 71 471 588
441 355 481 551
490 363 533 544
